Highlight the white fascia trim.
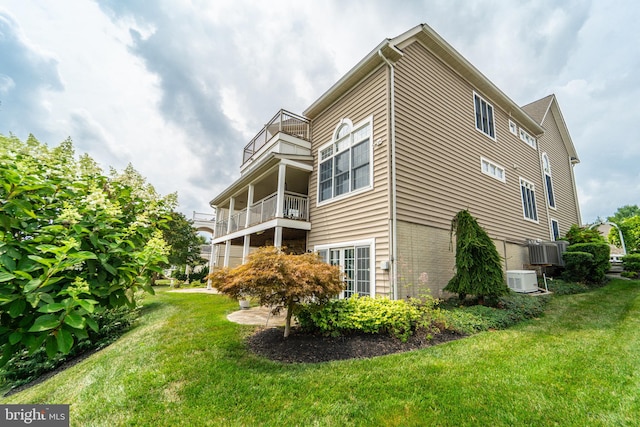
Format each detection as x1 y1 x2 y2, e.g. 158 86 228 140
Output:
211 218 311 245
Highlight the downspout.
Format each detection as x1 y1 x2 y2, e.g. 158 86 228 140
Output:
540 151 552 239
569 157 583 225
378 48 398 300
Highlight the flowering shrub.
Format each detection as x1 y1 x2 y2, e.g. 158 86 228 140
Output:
0 134 172 364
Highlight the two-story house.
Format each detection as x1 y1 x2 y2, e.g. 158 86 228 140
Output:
207 23 581 299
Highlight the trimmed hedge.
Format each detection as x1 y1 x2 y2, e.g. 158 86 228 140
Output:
563 242 610 284
562 251 594 284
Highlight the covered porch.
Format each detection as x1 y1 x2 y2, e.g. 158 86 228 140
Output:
210 109 313 268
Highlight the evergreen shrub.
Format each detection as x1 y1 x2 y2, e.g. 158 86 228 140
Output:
565 243 610 284
622 254 640 273
562 251 594 284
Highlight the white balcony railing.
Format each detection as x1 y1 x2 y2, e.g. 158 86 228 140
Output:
193 212 215 222
214 192 308 238
242 110 310 165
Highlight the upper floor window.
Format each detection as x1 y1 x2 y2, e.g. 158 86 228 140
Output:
318 117 373 203
481 157 506 183
520 177 538 222
551 219 560 241
519 128 537 149
474 92 495 139
542 153 556 208
509 120 518 136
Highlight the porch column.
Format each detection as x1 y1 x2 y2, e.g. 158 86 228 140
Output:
224 240 231 267
245 184 254 228
243 235 251 263
274 226 283 248
206 241 215 290
276 163 286 218
226 197 235 234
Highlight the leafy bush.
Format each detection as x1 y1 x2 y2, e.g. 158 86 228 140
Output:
545 278 589 295
622 254 640 273
439 309 489 335
1 304 139 391
498 292 549 319
441 292 549 334
563 224 606 244
189 266 209 283
563 243 610 285
562 251 594 283
0 135 172 365
296 295 445 342
621 271 640 279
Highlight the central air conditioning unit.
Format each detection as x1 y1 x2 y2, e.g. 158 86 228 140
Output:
507 270 539 293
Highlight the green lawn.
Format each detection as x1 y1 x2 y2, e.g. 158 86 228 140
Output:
3 280 640 426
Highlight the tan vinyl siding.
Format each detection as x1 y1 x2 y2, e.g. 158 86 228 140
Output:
308 66 391 296
397 221 531 296
538 107 580 236
393 41 549 242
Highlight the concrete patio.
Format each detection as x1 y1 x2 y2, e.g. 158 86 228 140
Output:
168 287 287 327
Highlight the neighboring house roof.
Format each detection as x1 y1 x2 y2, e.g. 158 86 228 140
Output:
522 94 580 163
521 94 554 124
304 23 544 137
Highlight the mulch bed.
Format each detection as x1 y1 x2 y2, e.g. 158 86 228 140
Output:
246 327 465 363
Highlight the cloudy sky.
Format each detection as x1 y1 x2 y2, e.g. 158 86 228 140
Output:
1 0 638 224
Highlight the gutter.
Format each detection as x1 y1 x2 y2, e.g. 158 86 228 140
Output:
378 48 398 300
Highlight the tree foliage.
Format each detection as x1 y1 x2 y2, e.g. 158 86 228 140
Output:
608 205 640 225
0 134 173 365
444 210 508 302
607 216 640 254
208 246 344 337
161 211 204 268
606 205 640 254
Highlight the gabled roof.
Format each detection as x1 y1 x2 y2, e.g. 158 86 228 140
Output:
521 94 554 125
522 94 579 163
304 23 544 136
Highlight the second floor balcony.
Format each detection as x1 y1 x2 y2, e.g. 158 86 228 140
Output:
241 109 311 174
214 191 309 238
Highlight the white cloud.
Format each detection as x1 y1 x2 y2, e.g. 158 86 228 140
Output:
1 0 638 223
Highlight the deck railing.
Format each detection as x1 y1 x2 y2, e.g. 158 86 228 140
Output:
214 192 308 238
192 212 216 222
242 110 310 164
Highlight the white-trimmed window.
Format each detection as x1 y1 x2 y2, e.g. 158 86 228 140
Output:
316 240 374 298
473 92 495 139
551 219 560 241
520 177 538 222
481 157 506 182
542 152 556 208
519 128 537 149
509 120 518 136
318 117 373 204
